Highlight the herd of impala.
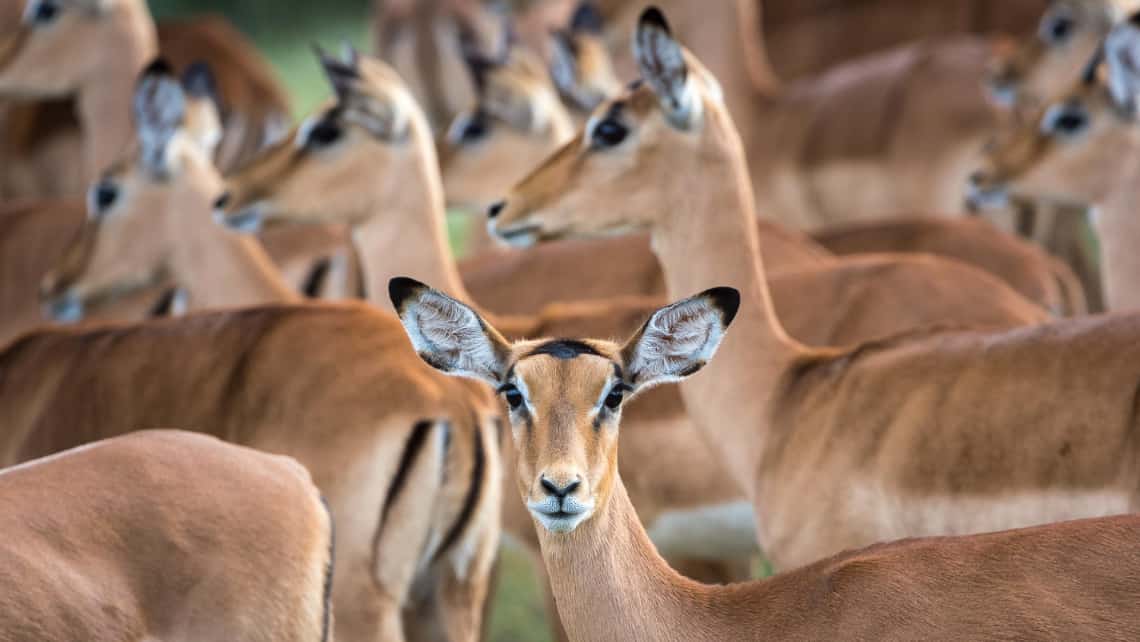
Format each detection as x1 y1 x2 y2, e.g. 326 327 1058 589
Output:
4 0 1140 639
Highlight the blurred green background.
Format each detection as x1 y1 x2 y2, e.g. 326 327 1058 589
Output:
148 1 549 640
152 0 373 118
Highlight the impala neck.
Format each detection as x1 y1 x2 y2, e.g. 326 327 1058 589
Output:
1094 152 1140 311
538 477 764 642
172 203 300 309
352 135 470 312
650 102 803 495
77 8 157 182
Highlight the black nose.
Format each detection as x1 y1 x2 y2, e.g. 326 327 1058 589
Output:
487 200 506 218
92 182 118 212
540 475 581 498
213 192 231 210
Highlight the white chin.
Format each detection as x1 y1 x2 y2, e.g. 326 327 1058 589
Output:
488 222 539 248
532 510 590 534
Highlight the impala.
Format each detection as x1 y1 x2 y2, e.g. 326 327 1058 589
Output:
0 430 334 641
217 47 1047 337
0 1 292 199
441 17 1085 315
0 61 330 347
393 277 1140 642
0 61 227 346
612 0 1020 228
971 17 1140 312
988 0 1139 106
811 216 1086 315
206 45 1067 638
492 7 1140 571
25 62 501 642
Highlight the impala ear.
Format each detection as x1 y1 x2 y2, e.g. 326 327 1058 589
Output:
569 2 604 34
315 43 360 103
133 58 187 175
621 287 739 392
389 277 512 386
181 61 223 158
633 6 700 129
549 30 581 101
1104 13 1140 116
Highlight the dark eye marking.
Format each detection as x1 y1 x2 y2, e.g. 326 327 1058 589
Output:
591 119 629 147
497 383 525 411
306 120 343 148
527 339 602 360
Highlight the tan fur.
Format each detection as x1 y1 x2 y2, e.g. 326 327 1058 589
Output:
439 48 575 214
32 67 502 640
397 282 1140 642
493 19 1140 574
219 52 1063 641
0 430 333 641
595 1 1013 228
0 303 500 642
812 216 1086 315
988 0 1139 106
0 200 170 347
438 27 1079 318
0 11 292 200
0 0 157 185
973 49 1140 311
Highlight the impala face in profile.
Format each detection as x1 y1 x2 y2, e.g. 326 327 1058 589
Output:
987 0 1130 106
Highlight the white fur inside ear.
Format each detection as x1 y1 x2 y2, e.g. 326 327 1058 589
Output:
1106 22 1140 113
634 23 701 129
627 297 727 389
403 290 503 384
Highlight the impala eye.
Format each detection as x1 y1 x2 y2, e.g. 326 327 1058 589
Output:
499 384 524 411
1040 11 1076 45
305 120 343 149
449 111 490 145
1042 103 1090 138
591 119 628 148
603 387 624 410
28 0 60 26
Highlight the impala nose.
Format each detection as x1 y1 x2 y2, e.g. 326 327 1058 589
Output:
540 475 581 498
487 200 506 218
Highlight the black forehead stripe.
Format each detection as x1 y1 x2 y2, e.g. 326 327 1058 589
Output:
527 339 603 360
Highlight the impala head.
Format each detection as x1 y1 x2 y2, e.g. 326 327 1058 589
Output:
487 6 731 247
389 277 739 534
970 17 1140 212
987 0 1138 107
438 24 576 209
0 0 153 97
216 46 429 232
40 59 224 321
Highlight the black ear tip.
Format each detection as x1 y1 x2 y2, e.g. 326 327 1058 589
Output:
143 58 174 78
1129 10 1140 27
571 2 603 33
388 277 427 311
705 287 741 327
181 61 216 98
638 6 670 34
